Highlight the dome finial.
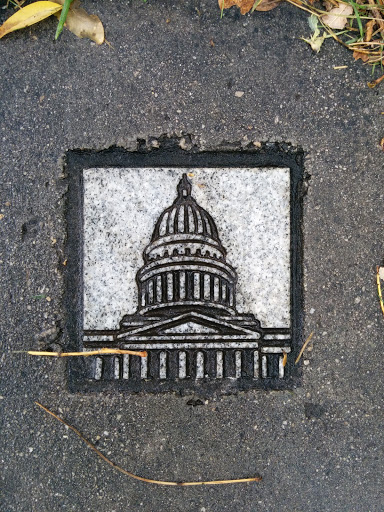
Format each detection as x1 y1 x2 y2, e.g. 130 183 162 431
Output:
177 173 192 199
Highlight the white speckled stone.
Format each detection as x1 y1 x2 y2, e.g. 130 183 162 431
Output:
83 168 290 330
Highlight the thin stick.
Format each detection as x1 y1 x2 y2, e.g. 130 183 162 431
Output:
295 331 314 364
35 402 261 486
376 266 384 316
28 348 147 358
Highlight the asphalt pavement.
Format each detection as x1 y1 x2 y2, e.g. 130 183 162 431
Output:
1 1 384 510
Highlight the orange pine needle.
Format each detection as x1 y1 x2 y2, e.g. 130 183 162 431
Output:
295 331 314 364
28 348 147 358
35 402 261 486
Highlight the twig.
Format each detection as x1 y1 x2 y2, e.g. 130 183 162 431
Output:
376 266 384 316
35 402 262 486
295 331 314 364
28 348 147 358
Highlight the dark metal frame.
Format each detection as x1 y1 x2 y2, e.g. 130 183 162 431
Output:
64 143 305 394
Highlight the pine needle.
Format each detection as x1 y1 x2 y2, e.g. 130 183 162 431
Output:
28 348 147 358
35 402 262 486
295 331 314 364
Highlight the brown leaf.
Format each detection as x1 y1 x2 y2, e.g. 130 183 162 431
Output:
52 0 104 44
63 8 104 44
253 0 282 12
321 3 353 29
353 50 370 62
218 0 254 14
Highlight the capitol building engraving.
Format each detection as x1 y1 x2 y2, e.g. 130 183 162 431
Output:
83 173 291 388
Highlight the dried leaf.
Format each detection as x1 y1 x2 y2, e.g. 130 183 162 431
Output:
377 266 384 316
52 0 104 43
302 14 326 52
0 1 62 39
53 5 104 43
64 9 104 44
253 0 281 12
364 19 375 42
218 0 254 15
321 4 353 30
353 50 370 62
218 0 280 13
308 13 319 32
301 30 326 53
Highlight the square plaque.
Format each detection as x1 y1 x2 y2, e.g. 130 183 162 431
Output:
65 148 303 393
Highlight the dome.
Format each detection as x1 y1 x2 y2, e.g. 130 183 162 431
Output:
136 173 237 316
151 173 221 244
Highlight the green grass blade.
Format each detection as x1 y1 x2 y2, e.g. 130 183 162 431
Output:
55 0 73 40
348 0 364 38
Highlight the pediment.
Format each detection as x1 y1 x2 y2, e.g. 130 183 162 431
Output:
160 321 218 334
117 311 260 339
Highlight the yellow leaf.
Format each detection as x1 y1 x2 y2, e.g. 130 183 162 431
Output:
0 1 62 39
321 4 353 30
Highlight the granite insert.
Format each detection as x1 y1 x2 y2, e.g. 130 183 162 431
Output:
65 149 304 393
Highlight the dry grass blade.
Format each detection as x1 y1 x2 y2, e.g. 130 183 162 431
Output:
376 266 384 316
295 331 314 364
35 402 262 486
28 348 147 357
